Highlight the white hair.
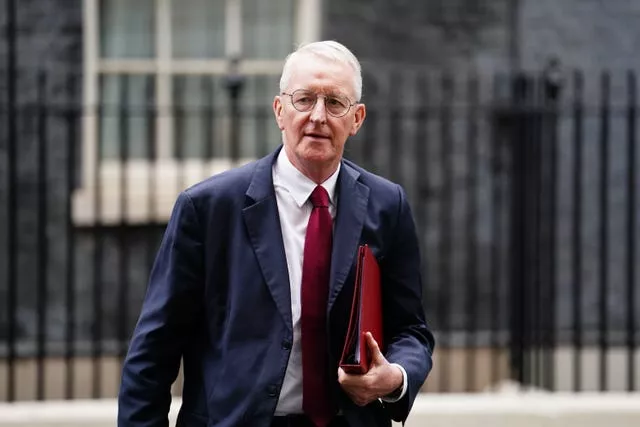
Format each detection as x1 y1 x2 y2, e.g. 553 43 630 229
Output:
279 40 363 102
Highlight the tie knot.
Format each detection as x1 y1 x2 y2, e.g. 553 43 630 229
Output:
310 186 330 208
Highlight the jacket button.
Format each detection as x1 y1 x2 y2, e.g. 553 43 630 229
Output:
281 340 292 350
267 385 278 397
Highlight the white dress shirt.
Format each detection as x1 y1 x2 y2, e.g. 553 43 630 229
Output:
272 148 406 415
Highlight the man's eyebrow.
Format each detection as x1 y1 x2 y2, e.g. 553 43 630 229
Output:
296 87 353 101
302 86 348 97
320 90 351 100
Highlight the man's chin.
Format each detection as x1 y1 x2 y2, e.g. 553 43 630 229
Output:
302 135 332 146
297 142 333 158
299 149 335 166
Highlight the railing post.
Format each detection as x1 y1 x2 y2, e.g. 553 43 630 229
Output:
225 57 245 165
64 71 78 400
508 73 535 388
5 0 18 403
541 59 562 390
626 70 637 392
35 68 49 401
597 72 611 392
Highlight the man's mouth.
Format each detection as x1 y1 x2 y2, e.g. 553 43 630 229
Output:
305 132 330 139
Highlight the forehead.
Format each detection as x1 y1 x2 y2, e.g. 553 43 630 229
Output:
285 54 356 98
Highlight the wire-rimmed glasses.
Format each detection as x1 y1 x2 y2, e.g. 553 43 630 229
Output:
281 89 357 118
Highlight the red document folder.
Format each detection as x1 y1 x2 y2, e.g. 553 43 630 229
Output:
339 244 383 374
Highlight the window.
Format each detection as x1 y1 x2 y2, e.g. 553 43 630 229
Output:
76 0 321 224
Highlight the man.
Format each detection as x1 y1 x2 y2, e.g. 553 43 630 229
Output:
118 40 434 427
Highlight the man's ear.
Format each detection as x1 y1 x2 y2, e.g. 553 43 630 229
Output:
273 96 285 130
350 103 366 136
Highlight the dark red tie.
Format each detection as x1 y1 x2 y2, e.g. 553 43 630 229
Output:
301 185 335 427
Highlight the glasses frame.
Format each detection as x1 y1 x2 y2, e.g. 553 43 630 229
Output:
281 89 358 118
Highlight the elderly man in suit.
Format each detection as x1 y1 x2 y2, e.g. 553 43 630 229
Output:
118 40 434 427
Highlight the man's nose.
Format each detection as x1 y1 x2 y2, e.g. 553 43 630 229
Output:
309 96 328 123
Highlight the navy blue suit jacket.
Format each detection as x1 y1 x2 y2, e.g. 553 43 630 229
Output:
118 147 434 427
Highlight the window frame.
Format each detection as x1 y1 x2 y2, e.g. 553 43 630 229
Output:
76 0 321 225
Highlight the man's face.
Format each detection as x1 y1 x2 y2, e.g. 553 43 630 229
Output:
273 55 366 176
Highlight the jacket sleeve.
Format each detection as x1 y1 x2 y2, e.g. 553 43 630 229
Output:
118 191 205 427
381 184 435 423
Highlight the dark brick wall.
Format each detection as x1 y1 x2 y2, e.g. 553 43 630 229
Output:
519 0 640 73
323 0 512 72
2 0 82 69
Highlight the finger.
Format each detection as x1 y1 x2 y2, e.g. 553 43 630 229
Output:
337 367 347 384
365 332 385 364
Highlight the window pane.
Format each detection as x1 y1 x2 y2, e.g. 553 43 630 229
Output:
173 75 227 159
242 0 295 59
100 0 155 58
172 0 226 58
172 75 281 159
239 75 282 157
99 74 155 159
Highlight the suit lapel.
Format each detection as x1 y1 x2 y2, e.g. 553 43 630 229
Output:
243 148 293 332
327 161 369 313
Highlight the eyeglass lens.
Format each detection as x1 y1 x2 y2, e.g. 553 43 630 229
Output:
291 90 350 116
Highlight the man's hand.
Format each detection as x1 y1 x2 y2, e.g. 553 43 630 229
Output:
338 332 404 406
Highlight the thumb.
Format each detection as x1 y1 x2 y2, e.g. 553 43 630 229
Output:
365 332 386 365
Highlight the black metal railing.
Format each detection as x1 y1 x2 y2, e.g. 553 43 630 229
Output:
0 67 638 401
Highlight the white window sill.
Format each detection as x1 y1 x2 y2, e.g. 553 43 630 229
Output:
72 158 256 226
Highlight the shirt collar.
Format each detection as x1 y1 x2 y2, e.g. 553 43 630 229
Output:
274 147 340 208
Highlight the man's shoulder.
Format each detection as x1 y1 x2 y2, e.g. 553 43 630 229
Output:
182 157 264 204
343 158 401 196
